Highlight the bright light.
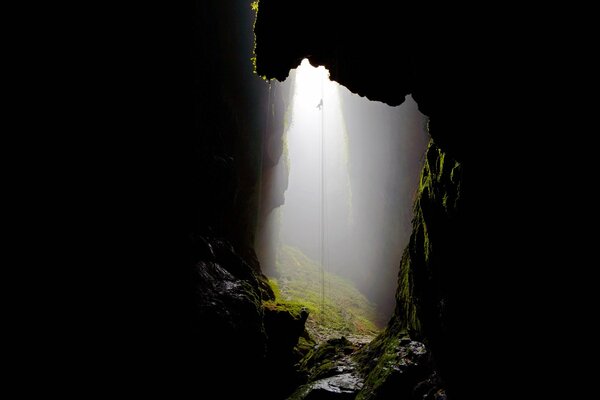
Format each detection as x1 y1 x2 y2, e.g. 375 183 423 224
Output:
257 58 430 325
280 59 352 263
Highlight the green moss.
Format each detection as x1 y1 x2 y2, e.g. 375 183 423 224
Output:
272 245 379 340
298 337 355 380
287 385 312 400
437 149 446 182
263 299 306 319
268 278 282 298
354 138 462 398
355 336 402 400
352 321 417 399
264 278 311 319
295 336 316 357
250 1 268 80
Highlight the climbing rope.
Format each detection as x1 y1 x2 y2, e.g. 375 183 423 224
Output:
320 69 326 324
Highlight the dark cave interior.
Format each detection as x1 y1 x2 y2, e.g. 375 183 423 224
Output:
72 1 587 399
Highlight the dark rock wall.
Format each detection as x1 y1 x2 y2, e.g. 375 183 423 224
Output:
98 1 291 397
195 1 269 248
255 77 295 275
394 140 463 343
361 140 462 398
181 2 298 397
190 237 273 392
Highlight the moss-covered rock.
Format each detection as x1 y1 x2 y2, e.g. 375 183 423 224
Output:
355 337 432 400
296 335 317 359
274 245 380 341
298 337 357 381
288 373 364 400
288 337 364 400
263 301 309 359
393 139 462 341
258 296 311 398
348 139 457 398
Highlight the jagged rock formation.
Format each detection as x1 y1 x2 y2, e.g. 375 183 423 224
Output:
356 338 442 400
191 237 273 379
394 141 462 351
290 337 365 399
192 235 310 399
289 336 442 400
347 141 458 399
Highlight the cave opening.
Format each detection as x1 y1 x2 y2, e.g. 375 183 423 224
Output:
94 2 577 399
257 59 429 344
188 2 467 398
36 1 579 399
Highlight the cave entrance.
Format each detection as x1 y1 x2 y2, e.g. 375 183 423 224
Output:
257 59 429 343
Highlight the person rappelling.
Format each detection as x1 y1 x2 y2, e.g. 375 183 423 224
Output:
316 98 323 110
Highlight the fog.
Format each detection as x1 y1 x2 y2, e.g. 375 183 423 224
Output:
259 59 429 323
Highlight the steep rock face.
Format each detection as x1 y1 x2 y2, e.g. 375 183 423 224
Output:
192 236 311 399
189 237 274 396
256 78 294 274
356 338 441 400
352 140 459 398
263 301 311 398
160 3 290 395
395 140 462 344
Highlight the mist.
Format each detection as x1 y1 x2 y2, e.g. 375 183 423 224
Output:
258 59 429 323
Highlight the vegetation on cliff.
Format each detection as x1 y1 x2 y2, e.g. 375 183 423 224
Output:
269 245 380 342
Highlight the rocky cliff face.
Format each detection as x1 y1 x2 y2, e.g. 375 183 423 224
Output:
394 140 462 341
190 235 310 399
181 3 309 398
190 237 272 390
349 140 460 398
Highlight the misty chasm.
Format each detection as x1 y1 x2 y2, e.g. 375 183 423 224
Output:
192 139 457 399
284 140 456 399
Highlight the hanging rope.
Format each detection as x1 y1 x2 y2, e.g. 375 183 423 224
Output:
320 70 326 324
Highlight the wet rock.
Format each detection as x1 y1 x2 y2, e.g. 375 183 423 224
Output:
299 337 358 381
413 371 445 400
261 302 313 399
291 373 364 399
296 335 317 359
264 303 308 355
193 259 266 360
190 237 273 397
356 338 437 400
430 390 447 400
288 337 365 399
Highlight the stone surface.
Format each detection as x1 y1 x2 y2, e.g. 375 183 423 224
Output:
300 373 364 399
355 338 436 400
290 337 365 400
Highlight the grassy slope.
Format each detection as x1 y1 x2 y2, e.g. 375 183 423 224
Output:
269 245 380 342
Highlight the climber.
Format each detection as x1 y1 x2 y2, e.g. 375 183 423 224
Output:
316 98 323 110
